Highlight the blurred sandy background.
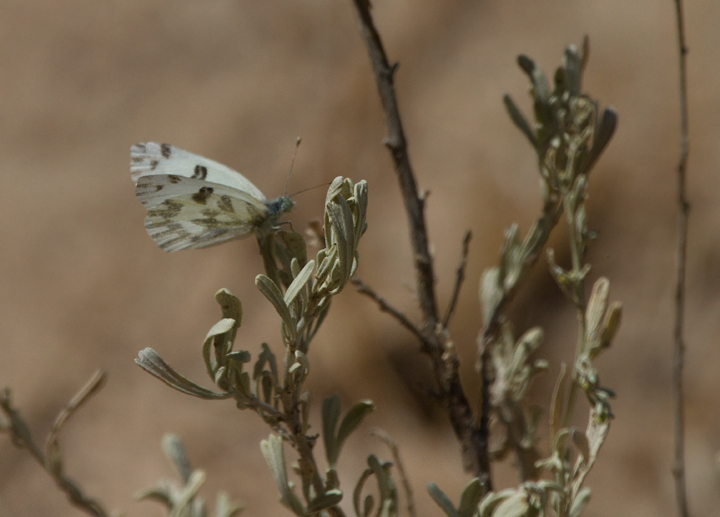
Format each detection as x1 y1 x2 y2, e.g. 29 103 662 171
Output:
1 1 719 515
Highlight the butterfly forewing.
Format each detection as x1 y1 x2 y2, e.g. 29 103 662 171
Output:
131 142 267 201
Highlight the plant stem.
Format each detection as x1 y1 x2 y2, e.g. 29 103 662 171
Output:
560 182 587 428
672 1 691 516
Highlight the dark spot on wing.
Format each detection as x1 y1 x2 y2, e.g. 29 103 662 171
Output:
135 143 147 152
150 160 159 171
147 199 183 222
218 195 235 213
154 184 163 192
160 143 172 158
192 186 214 204
192 165 208 180
168 175 181 184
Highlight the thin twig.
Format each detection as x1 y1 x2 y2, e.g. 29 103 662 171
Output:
1 372 110 517
47 370 107 449
350 0 438 330
672 1 691 516
351 277 427 345
370 428 417 517
442 231 472 328
350 0 491 486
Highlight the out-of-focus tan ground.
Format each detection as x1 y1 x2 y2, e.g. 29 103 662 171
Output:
1 1 719 516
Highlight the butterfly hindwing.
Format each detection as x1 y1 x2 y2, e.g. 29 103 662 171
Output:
137 174 269 252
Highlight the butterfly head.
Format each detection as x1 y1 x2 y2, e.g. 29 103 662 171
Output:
266 196 295 218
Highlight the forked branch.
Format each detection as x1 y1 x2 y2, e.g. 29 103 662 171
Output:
350 0 491 486
1 372 109 517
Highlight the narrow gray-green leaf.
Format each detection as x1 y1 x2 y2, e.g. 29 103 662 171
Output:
325 468 340 490
513 328 544 367
427 483 459 517
367 455 391 502
517 55 535 78
480 268 502 327
599 302 622 351
582 107 617 175
493 491 528 517
570 428 590 461
255 275 295 332
261 372 274 404
517 55 549 103
353 469 373 517
327 195 355 290
325 176 346 207
174 470 206 513
214 491 244 517
136 348 230 399
192 498 207 517
161 433 192 484
215 289 241 364
503 94 536 148
205 319 236 342
322 394 342 465
362 494 374 517
202 318 236 379
315 246 338 289
478 491 514 517
569 487 591 517
353 181 369 247
458 478 486 517
226 351 251 364
284 260 315 307
563 44 583 95
214 366 228 388
215 289 242 328
332 400 375 466
134 487 173 509
253 343 278 383
281 230 308 269
260 434 305 516
499 223 520 288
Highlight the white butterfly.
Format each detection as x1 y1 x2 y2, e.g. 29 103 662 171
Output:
131 142 294 252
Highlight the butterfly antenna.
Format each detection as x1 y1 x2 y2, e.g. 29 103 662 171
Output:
290 181 333 199
285 137 301 197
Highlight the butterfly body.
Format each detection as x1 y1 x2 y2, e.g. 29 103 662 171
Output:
131 143 293 252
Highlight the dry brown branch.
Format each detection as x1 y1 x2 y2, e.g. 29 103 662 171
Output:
370 428 417 517
1 371 110 517
443 231 472 328
672 1 691 516
350 0 491 486
351 277 427 345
